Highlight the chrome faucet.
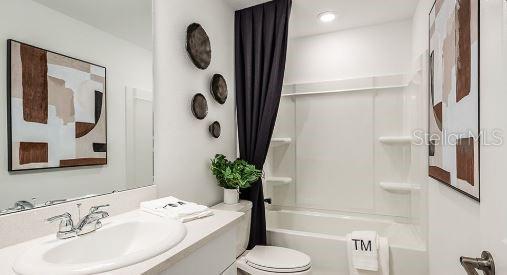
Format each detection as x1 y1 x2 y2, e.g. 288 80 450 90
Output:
47 205 110 239
75 205 110 236
0 200 36 214
14 200 35 210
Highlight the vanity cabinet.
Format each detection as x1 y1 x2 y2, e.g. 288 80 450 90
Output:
159 226 237 275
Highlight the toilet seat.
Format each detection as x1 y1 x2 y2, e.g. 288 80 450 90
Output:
239 246 312 274
247 261 312 273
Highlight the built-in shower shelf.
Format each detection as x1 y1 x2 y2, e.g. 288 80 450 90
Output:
265 177 293 186
270 137 292 147
281 74 409 97
379 136 414 145
379 182 420 194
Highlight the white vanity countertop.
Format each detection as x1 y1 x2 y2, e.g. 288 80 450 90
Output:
0 209 243 275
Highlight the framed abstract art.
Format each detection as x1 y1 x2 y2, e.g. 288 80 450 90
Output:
428 0 480 201
7 40 107 171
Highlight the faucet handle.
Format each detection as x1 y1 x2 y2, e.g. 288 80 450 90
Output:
46 213 76 239
47 212 72 223
47 213 74 229
89 204 110 214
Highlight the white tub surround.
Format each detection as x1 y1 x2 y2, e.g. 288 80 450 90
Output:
268 73 414 218
0 209 243 275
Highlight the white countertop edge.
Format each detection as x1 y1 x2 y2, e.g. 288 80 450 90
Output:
140 209 243 275
0 209 244 275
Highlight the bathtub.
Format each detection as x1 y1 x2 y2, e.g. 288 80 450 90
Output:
266 209 428 275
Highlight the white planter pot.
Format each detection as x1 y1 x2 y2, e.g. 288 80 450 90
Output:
224 188 239 204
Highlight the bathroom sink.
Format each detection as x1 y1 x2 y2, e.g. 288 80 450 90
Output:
13 211 187 275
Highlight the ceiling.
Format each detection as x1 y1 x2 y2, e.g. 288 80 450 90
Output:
32 0 152 50
226 0 419 38
224 0 271 10
291 0 419 37
291 0 419 38
32 0 418 49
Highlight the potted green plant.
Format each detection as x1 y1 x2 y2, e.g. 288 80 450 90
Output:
210 154 262 204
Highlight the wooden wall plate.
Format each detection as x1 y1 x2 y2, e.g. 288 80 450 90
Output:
191 93 208 120
209 121 221 138
211 74 228 104
186 23 211 70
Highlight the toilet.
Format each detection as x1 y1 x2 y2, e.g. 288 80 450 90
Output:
212 201 312 275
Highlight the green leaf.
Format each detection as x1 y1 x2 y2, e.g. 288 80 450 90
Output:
209 154 262 189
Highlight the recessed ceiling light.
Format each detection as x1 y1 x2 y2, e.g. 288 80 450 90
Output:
318 11 336 23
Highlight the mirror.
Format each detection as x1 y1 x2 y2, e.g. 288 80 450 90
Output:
0 0 153 215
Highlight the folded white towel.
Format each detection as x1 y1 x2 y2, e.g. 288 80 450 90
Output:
347 233 389 275
141 197 214 222
348 231 379 271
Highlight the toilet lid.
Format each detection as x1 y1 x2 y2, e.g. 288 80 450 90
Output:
246 246 311 273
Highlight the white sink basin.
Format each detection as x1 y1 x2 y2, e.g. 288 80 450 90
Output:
13 211 187 275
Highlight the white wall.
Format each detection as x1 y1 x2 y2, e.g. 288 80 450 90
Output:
410 1 481 274
284 20 413 84
0 0 153 209
153 0 236 206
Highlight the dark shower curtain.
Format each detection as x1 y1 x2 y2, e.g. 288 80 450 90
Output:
235 0 292 249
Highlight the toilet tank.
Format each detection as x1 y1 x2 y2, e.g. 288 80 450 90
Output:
212 200 252 257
